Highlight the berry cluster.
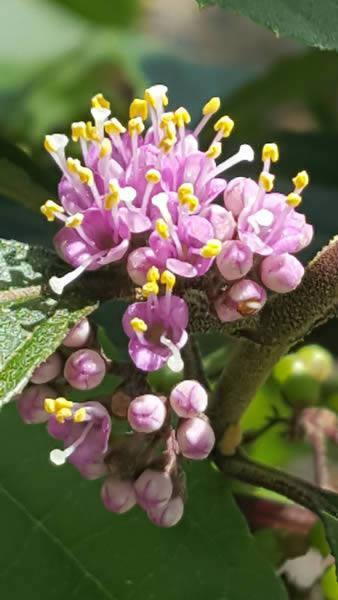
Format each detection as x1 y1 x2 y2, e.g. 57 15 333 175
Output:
16 320 213 527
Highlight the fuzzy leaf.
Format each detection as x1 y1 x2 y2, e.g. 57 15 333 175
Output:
0 238 97 405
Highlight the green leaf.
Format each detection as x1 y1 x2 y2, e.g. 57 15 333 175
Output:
0 403 287 599
0 238 97 405
197 0 338 51
0 138 53 212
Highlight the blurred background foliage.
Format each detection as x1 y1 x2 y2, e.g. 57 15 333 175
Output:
1 0 338 598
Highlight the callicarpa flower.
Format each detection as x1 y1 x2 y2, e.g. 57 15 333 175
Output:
134 469 173 510
147 496 184 528
101 477 137 514
30 352 63 384
62 318 92 348
122 269 189 372
16 384 57 424
41 86 254 294
169 379 208 418
128 394 167 433
177 416 215 460
44 397 111 477
64 348 106 390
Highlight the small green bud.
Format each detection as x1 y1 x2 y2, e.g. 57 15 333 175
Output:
273 354 307 384
297 345 334 382
282 373 321 407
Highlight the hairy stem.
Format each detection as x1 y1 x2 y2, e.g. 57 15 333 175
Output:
182 336 210 390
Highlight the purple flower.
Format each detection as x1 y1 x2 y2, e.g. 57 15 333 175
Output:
45 398 111 474
42 88 254 293
16 384 56 424
122 293 188 372
31 352 63 384
216 240 253 281
62 318 92 348
134 469 173 510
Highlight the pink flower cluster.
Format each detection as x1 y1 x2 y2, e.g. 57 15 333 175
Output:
16 320 213 527
41 85 312 373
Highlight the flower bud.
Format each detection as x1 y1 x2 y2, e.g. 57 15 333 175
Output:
223 177 258 217
16 384 56 424
216 240 253 281
101 477 136 514
214 279 266 322
31 352 63 384
148 496 184 527
127 247 156 285
128 394 166 433
177 417 215 460
64 349 106 390
63 318 92 348
169 380 208 418
78 461 107 480
134 469 173 509
260 253 304 293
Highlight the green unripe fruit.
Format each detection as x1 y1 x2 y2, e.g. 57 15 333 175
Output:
327 393 338 413
273 354 307 384
282 373 321 407
297 345 334 382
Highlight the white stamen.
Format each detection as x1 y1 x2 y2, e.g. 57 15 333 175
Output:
151 192 172 225
204 144 254 185
194 114 209 138
49 421 94 467
120 186 137 204
49 252 104 295
160 335 184 373
47 134 69 152
91 107 111 139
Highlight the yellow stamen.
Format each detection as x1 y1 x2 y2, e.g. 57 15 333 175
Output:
292 170 309 190
144 86 168 108
104 180 120 209
159 137 176 153
145 169 161 184
55 398 73 411
71 121 87 142
162 121 176 141
130 317 148 333
160 112 175 128
214 116 234 138
205 142 222 159
104 118 126 136
91 93 110 110
259 172 275 192
66 213 84 228
262 143 279 163
44 398 56 414
55 408 73 423
129 98 148 120
40 200 64 222
202 97 221 116
155 218 170 239
78 166 94 186
146 266 160 282
142 282 159 298
160 270 176 290
179 193 199 212
178 183 194 201
128 117 145 136
174 107 191 128
99 138 112 158
286 192 302 207
200 239 222 258
73 408 88 423
86 122 100 142
67 157 80 174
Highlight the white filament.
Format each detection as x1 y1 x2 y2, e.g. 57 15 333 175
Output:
160 335 184 373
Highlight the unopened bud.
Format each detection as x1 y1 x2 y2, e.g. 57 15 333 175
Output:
216 240 253 281
128 394 166 433
260 253 304 293
177 417 215 460
214 279 266 322
134 469 173 510
223 177 257 217
64 349 106 390
31 352 63 384
148 496 184 527
101 477 136 514
170 380 208 418
63 318 92 348
17 384 56 424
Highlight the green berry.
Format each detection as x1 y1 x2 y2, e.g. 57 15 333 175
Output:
297 345 334 382
273 354 307 384
282 373 321 407
327 393 338 413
